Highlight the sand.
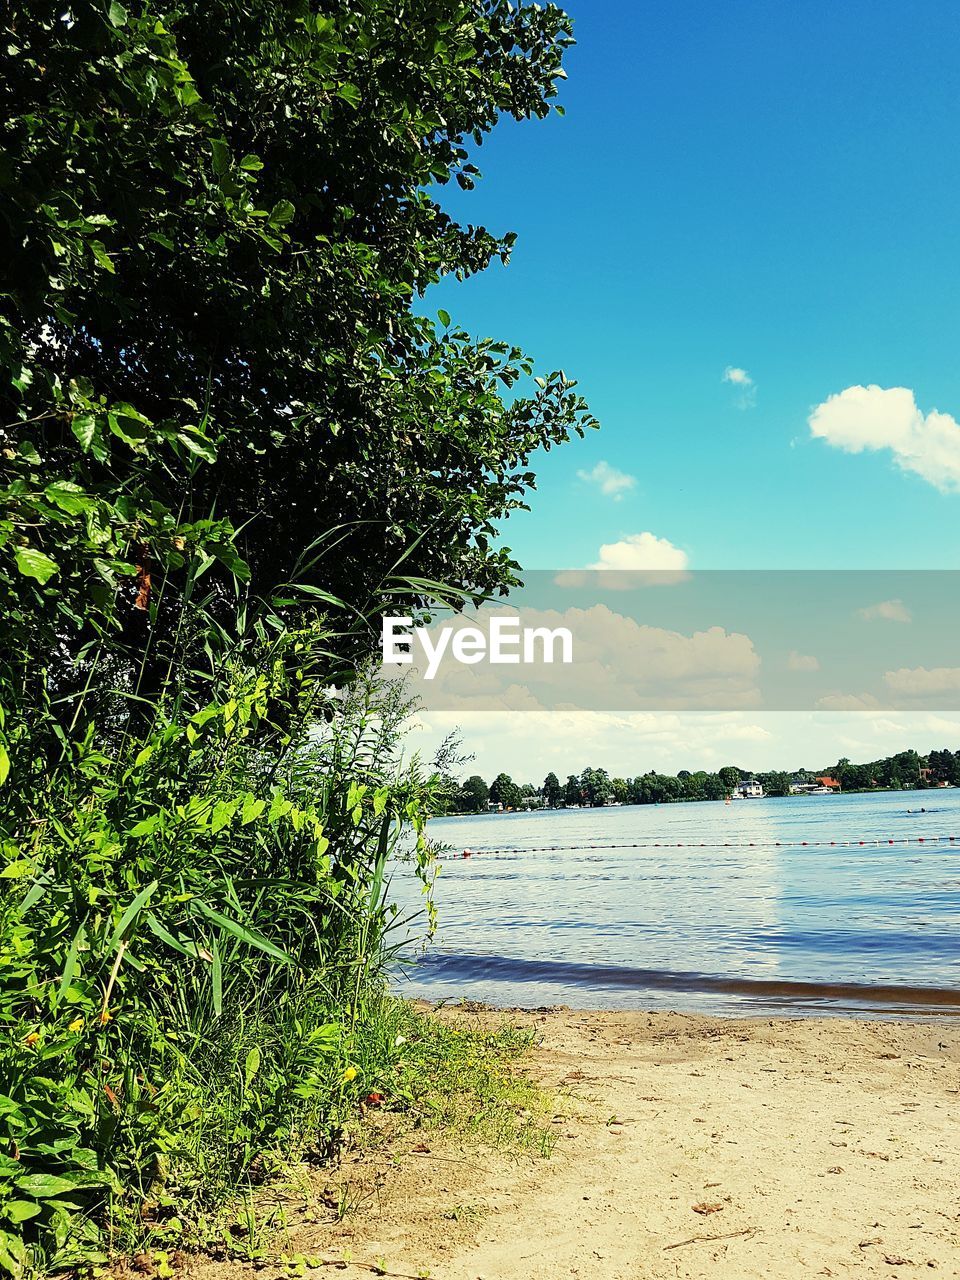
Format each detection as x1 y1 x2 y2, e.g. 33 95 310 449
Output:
182 1007 960 1280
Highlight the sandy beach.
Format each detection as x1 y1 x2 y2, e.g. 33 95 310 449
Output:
183 1006 960 1280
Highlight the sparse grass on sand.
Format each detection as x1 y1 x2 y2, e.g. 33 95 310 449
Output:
133 998 557 1272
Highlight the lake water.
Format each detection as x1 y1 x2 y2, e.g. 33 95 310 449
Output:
389 790 960 1017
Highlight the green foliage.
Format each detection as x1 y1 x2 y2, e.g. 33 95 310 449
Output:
541 772 562 808
2 0 596 678
373 1004 555 1156
0 643 446 1273
488 772 522 811
0 3 593 1272
455 775 490 814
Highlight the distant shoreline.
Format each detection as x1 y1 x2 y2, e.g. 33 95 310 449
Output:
440 785 956 817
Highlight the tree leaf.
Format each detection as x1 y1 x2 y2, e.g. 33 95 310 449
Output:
176 430 217 463
3 1202 40 1224
45 482 92 515
210 139 230 175
14 1174 81 1198
14 547 59 584
71 414 97 450
90 240 115 273
240 795 266 825
129 814 161 837
267 200 295 228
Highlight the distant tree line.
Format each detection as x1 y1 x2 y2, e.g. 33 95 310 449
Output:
445 747 960 814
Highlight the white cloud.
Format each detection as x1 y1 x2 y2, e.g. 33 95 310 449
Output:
577 460 637 501
411 709 776 781
814 692 882 710
883 666 960 698
857 599 912 624
809 384 960 492
410 709 960 782
588 532 689 572
787 650 820 672
722 366 756 408
398 602 760 712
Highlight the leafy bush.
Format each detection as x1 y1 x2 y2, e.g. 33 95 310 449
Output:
0 646 445 1273
0 2 590 1273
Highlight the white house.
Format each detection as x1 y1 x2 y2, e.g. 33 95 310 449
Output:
735 778 764 798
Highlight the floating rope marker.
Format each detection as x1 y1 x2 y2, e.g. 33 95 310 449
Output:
443 833 960 860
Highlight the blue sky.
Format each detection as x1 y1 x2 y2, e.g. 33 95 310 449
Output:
431 0 960 572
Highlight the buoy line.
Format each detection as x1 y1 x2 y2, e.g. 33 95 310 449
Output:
455 835 960 857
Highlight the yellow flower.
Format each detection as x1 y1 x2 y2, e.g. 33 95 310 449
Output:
340 1066 357 1083
68 1017 84 1033
99 1008 112 1025
24 1032 40 1047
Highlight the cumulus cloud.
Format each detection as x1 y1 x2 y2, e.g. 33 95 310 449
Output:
394 602 760 712
883 666 960 698
857 599 912 624
552 533 690 588
787 650 820 672
814 692 882 711
809 384 960 492
576 460 637 501
409 709 960 782
722 366 756 408
588 532 689 572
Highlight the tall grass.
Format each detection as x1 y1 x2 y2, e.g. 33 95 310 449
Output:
0 545 451 1276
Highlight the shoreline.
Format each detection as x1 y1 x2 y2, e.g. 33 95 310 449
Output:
399 962 960 1020
183 1004 960 1280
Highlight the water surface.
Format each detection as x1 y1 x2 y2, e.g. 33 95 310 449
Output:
390 791 960 1017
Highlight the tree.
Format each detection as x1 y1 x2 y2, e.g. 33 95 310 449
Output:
1 7 597 1268
458 775 489 813
764 771 791 797
702 773 726 801
892 750 921 788
542 771 563 807
633 772 681 804
680 770 711 801
578 766 613 806
489 772 521 811
927 748 957 785
2 0 597 742
564 774 582 806
718 766 742 792
836 759 871 791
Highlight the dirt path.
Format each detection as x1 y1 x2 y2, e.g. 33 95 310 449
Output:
184 1009 960 1280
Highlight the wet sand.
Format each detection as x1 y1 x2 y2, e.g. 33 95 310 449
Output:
183 1007 960 1280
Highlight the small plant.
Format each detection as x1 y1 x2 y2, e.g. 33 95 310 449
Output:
442 1203 484 1224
